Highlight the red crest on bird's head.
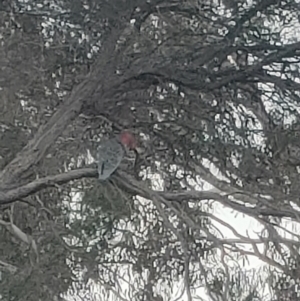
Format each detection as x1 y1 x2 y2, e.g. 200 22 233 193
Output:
119 131 137 150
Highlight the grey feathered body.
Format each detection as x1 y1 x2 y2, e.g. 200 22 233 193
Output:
96 138 125 180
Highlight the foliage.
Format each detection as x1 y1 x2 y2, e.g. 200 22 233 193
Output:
0 0 300 300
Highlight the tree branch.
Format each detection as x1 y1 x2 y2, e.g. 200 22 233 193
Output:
0 28 123 189
0 168 97 204
1 166 299 220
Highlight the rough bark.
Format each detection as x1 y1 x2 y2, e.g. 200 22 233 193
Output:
0 28 123 189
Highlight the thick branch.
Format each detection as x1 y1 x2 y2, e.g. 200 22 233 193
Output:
1 167 298 220
0 29 123 188
0 168 97 204
0 81 85 187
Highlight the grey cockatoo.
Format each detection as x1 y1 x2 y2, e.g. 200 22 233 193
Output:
97 131 137 180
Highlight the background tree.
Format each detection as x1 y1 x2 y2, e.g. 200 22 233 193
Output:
0 0 300 300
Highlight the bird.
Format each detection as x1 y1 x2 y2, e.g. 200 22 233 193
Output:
96 131 137 180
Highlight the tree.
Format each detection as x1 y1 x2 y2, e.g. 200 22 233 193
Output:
1 0 300 300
